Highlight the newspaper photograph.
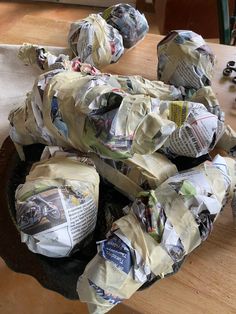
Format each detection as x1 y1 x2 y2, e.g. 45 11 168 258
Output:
17 183 98 258
17 188 67 235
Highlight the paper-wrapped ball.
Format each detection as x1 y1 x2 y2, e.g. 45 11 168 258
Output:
15 154 100 258
102 3 149 48
157 30 215 90
68 14 124 68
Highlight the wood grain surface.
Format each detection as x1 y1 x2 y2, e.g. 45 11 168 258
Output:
0 2 236 314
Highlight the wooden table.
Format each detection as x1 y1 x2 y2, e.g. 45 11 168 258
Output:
1 8 236 314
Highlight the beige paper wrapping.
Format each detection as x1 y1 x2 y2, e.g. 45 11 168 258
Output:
189 86 223 119
77 213 174 314
125 153 178 189
77 155 235 314
216 124 236 152
68 14 124 68
92 152 178 199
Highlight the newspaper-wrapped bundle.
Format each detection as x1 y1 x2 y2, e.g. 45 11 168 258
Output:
17 43 225 123
15 147 100 258
68 14 124 68
77 155 236 313
18 43 101 75
9 56 225 160
162 101 224 158
92 152 178 200
157 30 215 90
8 69 182 160
18 44 184 99
102 3 149 49
18 43 71 71
27 32 217 117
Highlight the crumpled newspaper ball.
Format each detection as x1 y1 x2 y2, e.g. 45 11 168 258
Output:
68 14 124 68
15 151 100 258
157 30 216 90
102 3 149 48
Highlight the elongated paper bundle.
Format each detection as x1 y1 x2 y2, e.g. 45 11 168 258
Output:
68 14 124 68
15 147 100 258
77 155 236 313
18 43 100 75
92 152 178 200
102 3 149 48
8 70 179 160
9 46 225 160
